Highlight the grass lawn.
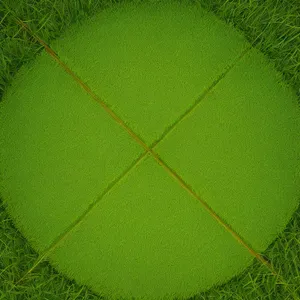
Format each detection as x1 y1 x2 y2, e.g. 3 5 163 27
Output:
0 0 299 299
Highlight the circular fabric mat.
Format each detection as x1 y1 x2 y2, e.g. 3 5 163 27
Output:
0 1 299 299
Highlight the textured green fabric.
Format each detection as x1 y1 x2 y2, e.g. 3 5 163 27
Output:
50 154 252 299
51 1 249 145
0 1 299 299
0 53 143 251
155 48 300 252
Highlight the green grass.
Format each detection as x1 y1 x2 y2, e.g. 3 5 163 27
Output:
0 0 300 299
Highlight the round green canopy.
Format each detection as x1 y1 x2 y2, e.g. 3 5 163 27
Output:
0 1 299 299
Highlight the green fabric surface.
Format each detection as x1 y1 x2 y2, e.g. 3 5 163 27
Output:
0 1 299 299
49 154 252 299
0 52 143 252
155 47 300 252
50 1 249 145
